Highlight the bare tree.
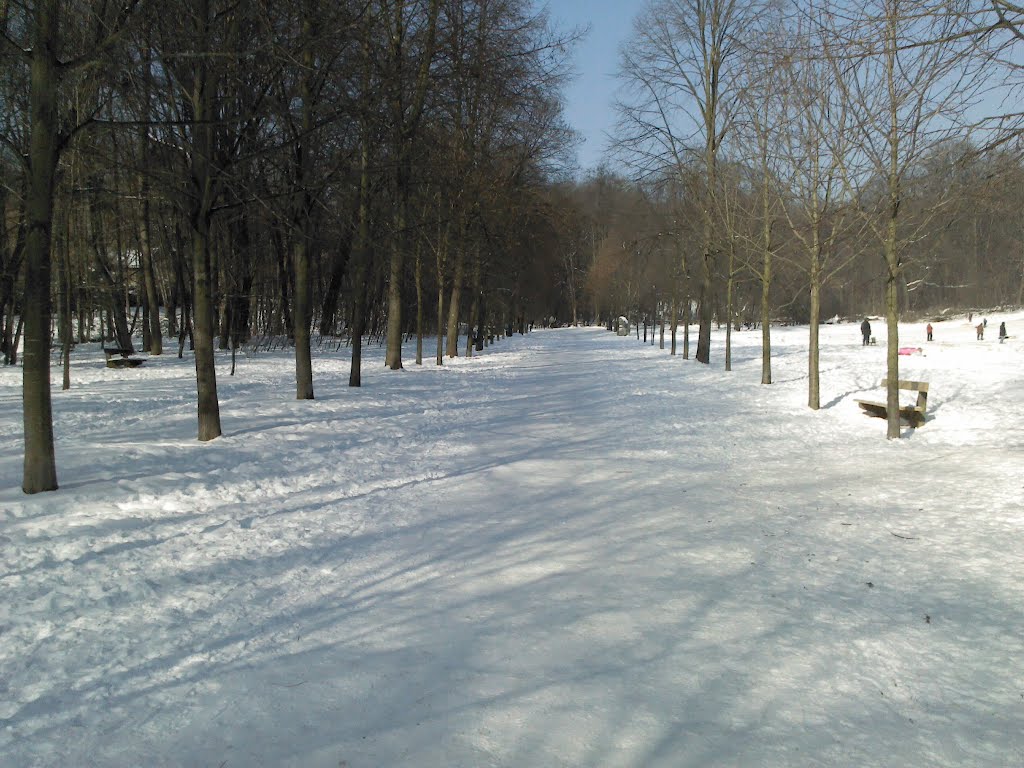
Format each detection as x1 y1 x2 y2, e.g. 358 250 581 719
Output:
769 12 862 409
382 0 441 371
265 0 358 398
615 0 766 365
3 0 144 493
827 0 981 437
729 98 782 384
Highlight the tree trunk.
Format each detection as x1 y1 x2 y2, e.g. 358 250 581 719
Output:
446 244 464 357
384 186 407 370
349 131 372 388
683 296 691 359
695 254 712 364
760 220 773 386
435 221 446 366
21 0 60 493
349 274 366 387
885 232 901 439
808 253 821 410
191 214 221 440
139 86 162 354
415 236 423 365
189 16 222 441
725 244 734 372
884 14 901 440
163 223 178 339
466 291 478 357
475 290 486 353
760 284 772 385
292 233 314 399
696 94 717 366
292 9 316 400
466 249 481 357
670 296 677 355
61 206 73 391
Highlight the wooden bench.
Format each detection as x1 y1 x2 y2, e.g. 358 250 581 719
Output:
854 378 929 427
103 346 145 369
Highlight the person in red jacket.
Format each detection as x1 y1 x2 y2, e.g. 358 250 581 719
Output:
926 323 933 341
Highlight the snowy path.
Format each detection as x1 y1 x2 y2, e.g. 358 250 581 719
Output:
1 321 1023 767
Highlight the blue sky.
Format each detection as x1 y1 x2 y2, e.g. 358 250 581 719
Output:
543 0 645 172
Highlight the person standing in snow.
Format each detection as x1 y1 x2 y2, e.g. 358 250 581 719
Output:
926 322 933 341
861 318 871 346
999 321 1007 342
976 323 984 340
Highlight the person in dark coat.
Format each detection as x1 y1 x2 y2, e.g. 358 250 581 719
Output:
861 318 871 346
999 321 1007 342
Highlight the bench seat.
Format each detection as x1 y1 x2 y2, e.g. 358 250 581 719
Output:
855 379 928 427
103 346 145 369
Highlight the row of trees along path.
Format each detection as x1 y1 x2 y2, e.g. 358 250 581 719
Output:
4 0 1023 492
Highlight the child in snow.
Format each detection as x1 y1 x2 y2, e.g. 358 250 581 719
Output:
999 321 1007 342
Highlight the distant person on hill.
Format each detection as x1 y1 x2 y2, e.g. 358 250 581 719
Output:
976 323 984 340
861 318 871 346
984 318 988 328
999 321 1007 342
926 322 933 341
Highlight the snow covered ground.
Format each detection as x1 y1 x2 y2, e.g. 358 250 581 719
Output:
1 312 1022 767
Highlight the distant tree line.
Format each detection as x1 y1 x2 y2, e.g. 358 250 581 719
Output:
4 0 1023 493
570 0 1024 438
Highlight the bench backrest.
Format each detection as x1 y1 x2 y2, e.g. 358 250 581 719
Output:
878 378 928 392
878 378 928 410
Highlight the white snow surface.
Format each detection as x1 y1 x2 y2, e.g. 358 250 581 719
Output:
1 315 1023 768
